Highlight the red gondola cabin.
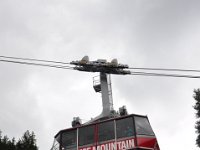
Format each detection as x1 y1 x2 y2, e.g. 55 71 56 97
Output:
51 114 160 150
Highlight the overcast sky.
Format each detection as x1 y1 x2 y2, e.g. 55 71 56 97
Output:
0 0 200 149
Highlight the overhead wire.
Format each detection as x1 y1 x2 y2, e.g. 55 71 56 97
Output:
0 55 200 79
130 71 200 79
129 67 200 73
0 59 74 70
0 55 71 65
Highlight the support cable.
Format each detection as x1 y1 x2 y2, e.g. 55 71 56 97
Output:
130 71 200 79
129 67 200 73
0 59 74 70
0 55 71 65
1 55 200 79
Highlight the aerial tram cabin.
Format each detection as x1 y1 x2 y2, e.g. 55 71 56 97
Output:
51 114 159 150
50 56 160 150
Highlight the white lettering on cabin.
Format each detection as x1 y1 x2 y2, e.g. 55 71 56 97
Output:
128 139 134 148
121 141 126 149
111 142 116 150
117 141 122 149
79 138 135 150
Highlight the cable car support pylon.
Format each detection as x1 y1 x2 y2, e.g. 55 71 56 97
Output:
70 56 130 123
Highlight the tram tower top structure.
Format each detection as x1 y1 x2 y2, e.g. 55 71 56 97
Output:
70 56 131 122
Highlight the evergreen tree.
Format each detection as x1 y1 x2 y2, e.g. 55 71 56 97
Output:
16 130 38 150
0 133 16 150
0 130 38 150
194 88 200 147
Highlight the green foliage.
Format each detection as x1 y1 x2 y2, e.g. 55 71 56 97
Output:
0 130 38 150
194 89 200 147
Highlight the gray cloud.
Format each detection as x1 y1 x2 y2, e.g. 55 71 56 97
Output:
0 0 200 149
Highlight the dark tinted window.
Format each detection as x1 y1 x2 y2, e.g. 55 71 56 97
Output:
55 134 61 143
134 116 155 136
62 130 77 150
98 121 115 142
116 117 134 139
79 125 95 146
